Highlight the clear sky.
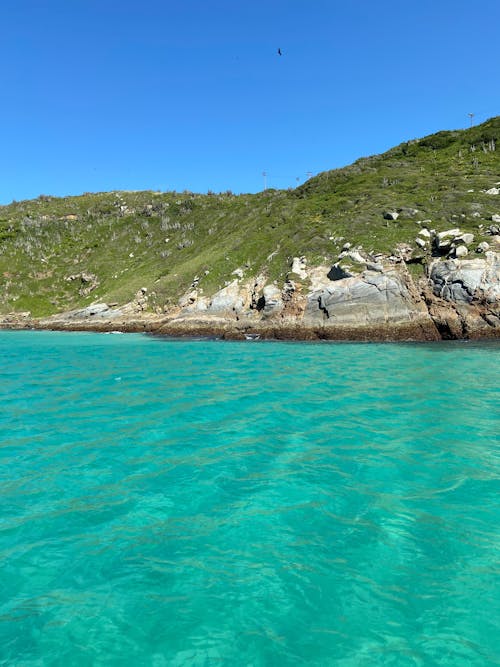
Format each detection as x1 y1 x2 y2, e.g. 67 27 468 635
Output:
1 0 498 203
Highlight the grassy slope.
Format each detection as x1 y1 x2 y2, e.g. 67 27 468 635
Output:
0 117 498 317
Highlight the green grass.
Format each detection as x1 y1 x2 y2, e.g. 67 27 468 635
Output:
0 117 498 316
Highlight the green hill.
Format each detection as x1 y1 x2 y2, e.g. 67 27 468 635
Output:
1 116 498 317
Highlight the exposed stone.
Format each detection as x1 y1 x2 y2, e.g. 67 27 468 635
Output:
491 214 500 224
383 210 399 220
454 245 468 258
304 272 425 327
209 280 246 314
415 237 427 248
455 233 474 245
429 253 500 305
399 207 419 217
487 225 500 235
64 303 118 319
365 262 384 272
290 256 307 279
327 264 354 281
65 271 99 296
346 250 367 264
477 242 490 253
394 243 413 262
485 188 500 195
262 285 283 318
178 291 198 308
437 228 462 241
418 228 432 238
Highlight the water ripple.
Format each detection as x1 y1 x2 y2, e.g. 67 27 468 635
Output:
0 331 499 665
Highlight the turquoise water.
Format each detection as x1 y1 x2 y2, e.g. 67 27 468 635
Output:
0 331 499 666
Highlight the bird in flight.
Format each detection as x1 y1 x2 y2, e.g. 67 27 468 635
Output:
277 48 282 56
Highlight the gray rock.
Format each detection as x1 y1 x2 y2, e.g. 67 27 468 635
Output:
383 210 399 220
304 273 415 325
485 188 500 195
327 264 354 281
429 253 500 304
209 281 245 313
454 245 468 258
262 284 283 318
346 250 366 264
437 228 462 241
179 291 198 308
365 262 384 272
477 242 490 253
290 256 307 279
455 233 474 245
63 303 123 320
491 215 500 224
399 207 419 217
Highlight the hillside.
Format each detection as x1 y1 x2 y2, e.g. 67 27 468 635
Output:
0 116 499 319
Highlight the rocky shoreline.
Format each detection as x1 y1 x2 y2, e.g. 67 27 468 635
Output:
2 249 499 343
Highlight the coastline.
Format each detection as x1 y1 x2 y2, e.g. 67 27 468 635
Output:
2 311 498 342
2 251 499 343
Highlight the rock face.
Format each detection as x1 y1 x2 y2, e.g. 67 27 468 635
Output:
262 285 283 318
427 253 500 338
9 253 498 342
208 280 246 314
304 271 425 326
429 253 500 305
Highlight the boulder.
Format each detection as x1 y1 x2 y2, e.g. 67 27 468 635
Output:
262 285 283 318
394 243 413 261
346 249 367 264
304 272 418 326
178 291 198 308
491 215 500 224
437 228 462 241
365 262 384 272
209 280 245 313
485 188 500 195
383 210 399 220
429 253 500 305
327 263 354 281
454 245 468 258
290 256 307 279
399 207 419 217
455 233 474 245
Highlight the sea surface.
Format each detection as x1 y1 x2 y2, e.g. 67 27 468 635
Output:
0 330 499 666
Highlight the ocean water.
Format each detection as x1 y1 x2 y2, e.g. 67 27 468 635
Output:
0 331 499 666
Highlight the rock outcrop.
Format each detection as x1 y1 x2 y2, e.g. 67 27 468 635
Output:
5 253 498 342
425 252 500 338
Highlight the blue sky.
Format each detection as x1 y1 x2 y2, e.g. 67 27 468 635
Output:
0 0 498 203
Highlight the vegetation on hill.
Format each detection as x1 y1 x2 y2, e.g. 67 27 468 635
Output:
0 117 498 317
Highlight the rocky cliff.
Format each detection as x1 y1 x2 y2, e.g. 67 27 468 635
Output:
9 245 496 342
1 117 499 339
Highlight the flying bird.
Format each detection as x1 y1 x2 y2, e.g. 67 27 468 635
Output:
277 48 282 56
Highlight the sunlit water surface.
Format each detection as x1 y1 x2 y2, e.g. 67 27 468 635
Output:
0 331 499 666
